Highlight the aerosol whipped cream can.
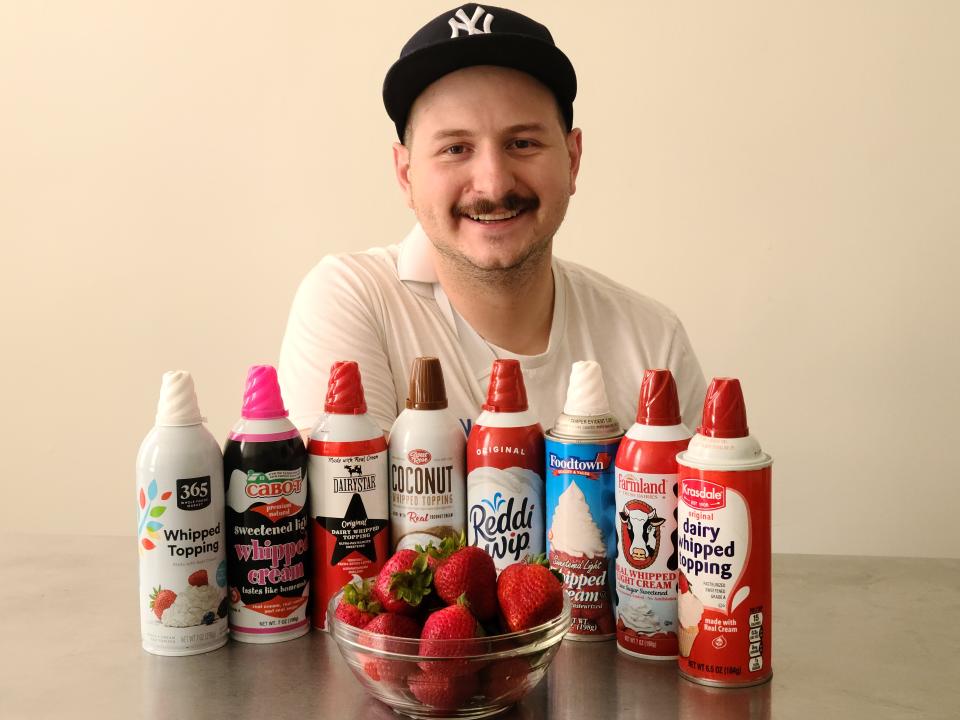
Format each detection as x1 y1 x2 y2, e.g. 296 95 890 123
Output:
614 369 691 659
136 371 228 656
467 359 544 573
676 377 772 687
389 357 466 551
308 361 388 629
545 361 622 640
223 365 309 643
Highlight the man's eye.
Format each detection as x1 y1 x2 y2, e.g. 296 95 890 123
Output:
443 144 467 155
510 139 538 150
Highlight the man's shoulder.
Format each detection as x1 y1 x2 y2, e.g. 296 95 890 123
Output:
298 244 402 294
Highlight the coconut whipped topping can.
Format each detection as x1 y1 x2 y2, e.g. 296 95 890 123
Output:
614 369 692 660
545 361 622 640
136 371 228 656
308 361 389 630
389 357 466 551
467 359 545 573
223 365 309 643
676 377 772 687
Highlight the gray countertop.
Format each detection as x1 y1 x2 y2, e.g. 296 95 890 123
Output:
0 534 957 720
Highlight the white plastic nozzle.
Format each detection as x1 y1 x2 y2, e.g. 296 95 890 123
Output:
562 361 611 417
155 370 204 427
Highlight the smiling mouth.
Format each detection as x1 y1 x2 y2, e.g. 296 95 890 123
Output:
464 208 526 224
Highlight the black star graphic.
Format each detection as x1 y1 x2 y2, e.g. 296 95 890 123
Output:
317 493 388 564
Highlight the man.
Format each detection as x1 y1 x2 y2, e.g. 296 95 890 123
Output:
279 4 706 438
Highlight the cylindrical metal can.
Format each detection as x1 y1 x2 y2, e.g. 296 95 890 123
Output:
676 377 772 687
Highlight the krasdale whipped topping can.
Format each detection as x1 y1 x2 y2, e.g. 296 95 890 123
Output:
676 377 772 687
614 369 692 660
223 365 309 643
467 359 545 573
308 361 389 630
545 361 622 640
389 357 466 551
136 371 228 656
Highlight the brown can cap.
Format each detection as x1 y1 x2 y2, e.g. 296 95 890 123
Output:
406 356 448 410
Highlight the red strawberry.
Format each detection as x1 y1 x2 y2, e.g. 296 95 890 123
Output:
374 549 433 614
149 586 177 620
334 577 382 629
483 657 532 704
423 532 498 620
188 570 208 587
358 612 421 683
497 555 564 632
408 671 479 710
418 597 485 677
678 571 690 594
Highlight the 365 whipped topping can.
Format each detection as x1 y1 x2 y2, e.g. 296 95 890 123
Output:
308 361 389 630
545 361 622 640
467 359 545 573
136 371 228 656
614 369 691 660
676 377 772 687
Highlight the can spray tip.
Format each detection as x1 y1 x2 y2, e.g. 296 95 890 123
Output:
241 365 288 419
324 361 368 414
635 369 682 426
697 377 749 438
562 360 611 416
482 359 528 413
155 370 203 427
406 356 448 410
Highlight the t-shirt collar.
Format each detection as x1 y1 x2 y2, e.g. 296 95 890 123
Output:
397 223 438 284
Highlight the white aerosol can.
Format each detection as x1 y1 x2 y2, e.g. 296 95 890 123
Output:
136 371 228 656
388 357 466 551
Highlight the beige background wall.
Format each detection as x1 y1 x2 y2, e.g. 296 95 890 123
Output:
2 1 957 558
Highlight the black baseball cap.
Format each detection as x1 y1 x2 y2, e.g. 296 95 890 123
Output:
383 4 577 141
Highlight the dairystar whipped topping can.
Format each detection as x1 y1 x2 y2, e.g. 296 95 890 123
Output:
614 369 692 660
467 359 544 573
223 365 309 643
676 377 772 687
308 361 389 630
545 361 622 641
136 371 228 656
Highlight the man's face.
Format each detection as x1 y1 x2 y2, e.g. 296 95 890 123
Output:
394 66 582 276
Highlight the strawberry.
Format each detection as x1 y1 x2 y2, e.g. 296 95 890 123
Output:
497 555 564 633
149 586 177 620
334 577 382 629
408 671 479 710
358 612 421 683
483 657 532 704
678 571 690 594
422 532 498 620
188 569 208 587
374 549 433 614
418 597 485 677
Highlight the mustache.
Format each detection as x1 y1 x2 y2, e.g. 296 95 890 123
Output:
455 194 540 217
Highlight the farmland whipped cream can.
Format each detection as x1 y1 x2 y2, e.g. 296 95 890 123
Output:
614 369 691 660
467 359 544 574
545 361 622 640
136 371 228 656
677 377 772 687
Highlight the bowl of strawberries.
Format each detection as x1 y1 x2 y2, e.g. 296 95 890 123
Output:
327 534 571 719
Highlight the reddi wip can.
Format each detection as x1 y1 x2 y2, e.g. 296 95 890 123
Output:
677 377 772 687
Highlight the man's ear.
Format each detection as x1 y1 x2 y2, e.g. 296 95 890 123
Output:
393 142 414 209
566 128 583 196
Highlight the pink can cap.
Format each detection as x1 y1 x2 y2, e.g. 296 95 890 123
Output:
635 369 681 426
482 359 529 413
324 361 368 414
241 365 288 419
697 377 750 438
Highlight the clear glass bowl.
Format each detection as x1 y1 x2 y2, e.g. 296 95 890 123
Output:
327 590 572 719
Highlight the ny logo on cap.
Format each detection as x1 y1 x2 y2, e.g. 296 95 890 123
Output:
449 6 494 37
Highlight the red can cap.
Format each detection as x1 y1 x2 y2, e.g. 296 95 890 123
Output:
697 377 749 438
324 360 368 414
482 359 529 413
635 369 681 426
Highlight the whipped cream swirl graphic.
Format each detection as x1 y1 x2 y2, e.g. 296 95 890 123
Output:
161 584 221 628
619 597 662 634
678 589 705 628
550 482 605 557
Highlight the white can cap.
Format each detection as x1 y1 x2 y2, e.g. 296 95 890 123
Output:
155 370 204 427
562 360 611 417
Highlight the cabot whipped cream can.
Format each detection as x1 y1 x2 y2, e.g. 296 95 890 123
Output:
677 377 772 687
545 361 622 640
136 371 228 656
467 359 544 574
614 369 692 660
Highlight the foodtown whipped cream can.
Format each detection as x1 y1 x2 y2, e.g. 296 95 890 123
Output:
545 361 622 640
467 359 545 574
676 377 772 687
614 369 691 660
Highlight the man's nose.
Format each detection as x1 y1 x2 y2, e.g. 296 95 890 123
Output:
469 146 517 200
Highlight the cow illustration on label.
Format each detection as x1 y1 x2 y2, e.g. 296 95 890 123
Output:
619 499 665 571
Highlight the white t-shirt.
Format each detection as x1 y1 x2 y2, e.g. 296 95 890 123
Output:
279 225 707 437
